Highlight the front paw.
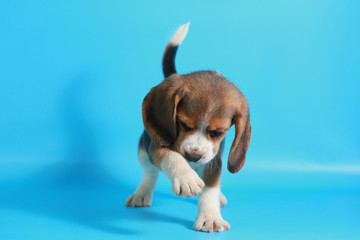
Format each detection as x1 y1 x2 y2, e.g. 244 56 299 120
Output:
125 193 153 207
194 215 230 232
172 169 204 197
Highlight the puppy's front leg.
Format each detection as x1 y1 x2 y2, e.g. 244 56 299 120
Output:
152 146 204 197
194 162 230 232
194 187 230 232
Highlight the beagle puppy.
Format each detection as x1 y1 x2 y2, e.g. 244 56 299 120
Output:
125 23 251 232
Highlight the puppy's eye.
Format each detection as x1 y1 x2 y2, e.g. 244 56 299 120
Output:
209 130 223 138
181 121 193 131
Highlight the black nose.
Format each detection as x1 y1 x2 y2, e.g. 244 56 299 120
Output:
185 152 202 162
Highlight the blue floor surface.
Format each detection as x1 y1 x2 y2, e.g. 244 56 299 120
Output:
1 170 359 240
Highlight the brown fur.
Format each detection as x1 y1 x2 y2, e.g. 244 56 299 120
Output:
148 143 171 170
142 71 251 174
203 157 222 187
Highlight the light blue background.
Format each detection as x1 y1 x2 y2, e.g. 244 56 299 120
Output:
0 0 359 239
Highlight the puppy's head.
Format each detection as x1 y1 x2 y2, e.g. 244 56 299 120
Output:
142 71 251 173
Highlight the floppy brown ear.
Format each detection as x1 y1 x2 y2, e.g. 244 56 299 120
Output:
142 76 184 147
228 112 251 173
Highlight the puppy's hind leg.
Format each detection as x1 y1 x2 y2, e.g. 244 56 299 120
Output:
220 192 227 207
125 141 159 207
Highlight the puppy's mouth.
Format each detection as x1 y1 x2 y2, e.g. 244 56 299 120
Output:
184 152 215 165
187 159 200 163
180 149 215 165
184 152 203 163
186 159 204 167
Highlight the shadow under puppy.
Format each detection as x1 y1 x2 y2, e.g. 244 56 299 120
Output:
126 23 251 232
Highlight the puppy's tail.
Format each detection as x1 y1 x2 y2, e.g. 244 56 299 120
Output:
162 22 190 78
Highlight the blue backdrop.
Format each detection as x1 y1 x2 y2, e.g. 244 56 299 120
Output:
0 0 359 239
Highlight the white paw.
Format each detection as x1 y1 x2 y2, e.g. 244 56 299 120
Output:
172 168 204 197
194 215 230 232
125 193 153 207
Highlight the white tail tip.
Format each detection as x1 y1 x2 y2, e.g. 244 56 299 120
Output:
168 22 190 46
